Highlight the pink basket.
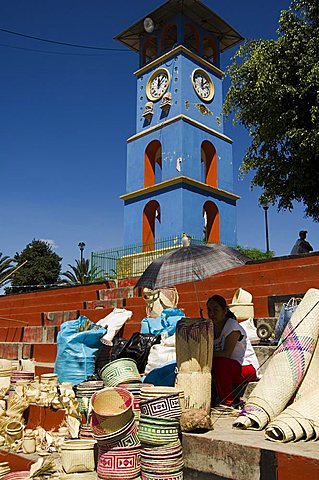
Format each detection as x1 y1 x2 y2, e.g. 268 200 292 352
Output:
97 445 141 480
91 387 134 435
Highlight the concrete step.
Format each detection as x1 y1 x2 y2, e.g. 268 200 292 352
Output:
0 325 57 343
0 342 57 363
183 416 319 480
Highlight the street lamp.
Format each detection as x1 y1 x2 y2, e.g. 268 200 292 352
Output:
78 242 86 262
260 203 270 253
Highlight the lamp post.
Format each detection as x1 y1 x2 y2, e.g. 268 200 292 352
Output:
261 204 270 253
78 242 86 263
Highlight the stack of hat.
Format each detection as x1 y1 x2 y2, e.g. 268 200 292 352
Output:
228 288 254 320
91 387 141 480
139 386 184 480
0 462 10 478
75 380 104 439
10 370 34 396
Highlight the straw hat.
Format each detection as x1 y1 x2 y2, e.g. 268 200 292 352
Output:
228 288 254 320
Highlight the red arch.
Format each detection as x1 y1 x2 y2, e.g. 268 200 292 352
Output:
203 37 217 64
143 37 157 64
184 23 199 53
144 141 162 187
203 201 220 243
161 23 177 53
201 141 217 187
143 200 160 251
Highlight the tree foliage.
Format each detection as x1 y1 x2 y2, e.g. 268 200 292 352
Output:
236 245 275 260
0 253 15 287
8 239 62 293
223 0 319 219
62 258 103 285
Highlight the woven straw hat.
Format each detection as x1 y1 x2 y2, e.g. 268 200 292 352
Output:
229 288 254 320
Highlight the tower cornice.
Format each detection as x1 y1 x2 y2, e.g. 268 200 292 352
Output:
120 176 240 202
127 114 233 144
134 45 225 78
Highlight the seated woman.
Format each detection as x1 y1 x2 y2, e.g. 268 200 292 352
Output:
206 294 260 408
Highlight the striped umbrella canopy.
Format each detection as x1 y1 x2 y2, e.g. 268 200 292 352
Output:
135 244 249 290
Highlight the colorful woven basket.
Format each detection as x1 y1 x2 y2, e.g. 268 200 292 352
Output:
100 358 141 387
93 417 140 448
140 394 181 419
141 472 183 480
138 415 180 446
97 445 141 480
141 440 183 474
91 387 134 436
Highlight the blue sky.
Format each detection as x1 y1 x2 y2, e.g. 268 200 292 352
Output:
1 0 316 277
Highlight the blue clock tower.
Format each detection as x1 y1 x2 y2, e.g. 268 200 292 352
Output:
116 0 242 250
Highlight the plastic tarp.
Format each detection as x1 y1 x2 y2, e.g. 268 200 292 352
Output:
55 316 106 386
140 308 185 337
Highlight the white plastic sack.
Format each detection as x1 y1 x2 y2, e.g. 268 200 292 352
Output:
240 317 259 343
144 333 176 375
97 308 133 346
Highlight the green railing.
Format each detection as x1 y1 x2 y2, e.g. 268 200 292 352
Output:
91 234 206 280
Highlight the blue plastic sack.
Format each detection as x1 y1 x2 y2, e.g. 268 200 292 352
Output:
143 360 177 387
272 298 299 345
55 316 106 386
140 308 185 336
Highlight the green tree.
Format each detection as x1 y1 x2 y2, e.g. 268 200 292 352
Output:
62 258 103 285
223 0 319 219
8 239 62 293
236 246 275 260
0 253 15 287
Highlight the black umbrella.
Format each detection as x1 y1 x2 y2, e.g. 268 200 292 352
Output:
135 243 249 316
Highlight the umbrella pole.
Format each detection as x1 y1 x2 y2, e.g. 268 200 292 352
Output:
193 280 203 318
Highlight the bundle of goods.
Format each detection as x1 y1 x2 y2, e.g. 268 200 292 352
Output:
91 387 141 480
138 386 184 480
10 371 34 397
175 317 213 431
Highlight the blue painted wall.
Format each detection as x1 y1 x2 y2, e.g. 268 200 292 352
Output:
123 8 238 249
123 185 237 246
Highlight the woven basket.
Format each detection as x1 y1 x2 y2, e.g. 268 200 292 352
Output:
61 440 96 474
93 417 140 448
138 415 179 446
141 440 183 474
234 288 319 431
97 445 141 480
100 358 141 387
141 472 183 480
91 387 134 436
140 394 181 419
176 317 213 374
175 371 211 412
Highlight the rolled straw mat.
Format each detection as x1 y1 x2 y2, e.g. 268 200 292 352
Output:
265 325 319 442
233 288 319 430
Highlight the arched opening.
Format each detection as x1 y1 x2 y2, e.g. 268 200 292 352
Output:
143 37 158 64
144 140 162 187
161 23 177 53
203 201 220 243
201 141 217 187
203 37 217 64
184 23 199 53
143 200 161 251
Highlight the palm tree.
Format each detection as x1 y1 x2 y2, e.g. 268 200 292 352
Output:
62 258 103 285
0 253 15 287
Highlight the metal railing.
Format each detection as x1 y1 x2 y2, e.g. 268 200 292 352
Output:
91 234 206 280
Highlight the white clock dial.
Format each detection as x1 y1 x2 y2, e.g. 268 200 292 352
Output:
146 68 170 101
192 69 214 102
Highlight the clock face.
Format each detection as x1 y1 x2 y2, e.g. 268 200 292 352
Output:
146 68 170 101
192 69 214 102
